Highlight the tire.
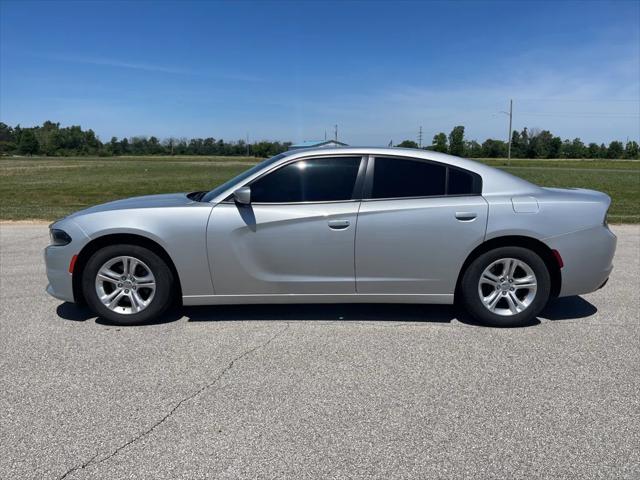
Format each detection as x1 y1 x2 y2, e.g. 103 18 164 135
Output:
82 244 174 326
460 246 551 327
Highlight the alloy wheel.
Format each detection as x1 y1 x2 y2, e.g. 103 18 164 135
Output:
94 256 156 315
477 257 537 316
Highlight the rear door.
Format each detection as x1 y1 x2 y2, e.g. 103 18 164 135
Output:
355 156 488 295
207 155 366 295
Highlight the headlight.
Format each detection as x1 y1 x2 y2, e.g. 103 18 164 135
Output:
50 229 72 246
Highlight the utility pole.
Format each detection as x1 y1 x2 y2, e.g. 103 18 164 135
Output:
507 99 513 164
246 132 250 156
418 126 423 148
334 124 338 143
499 99 513 165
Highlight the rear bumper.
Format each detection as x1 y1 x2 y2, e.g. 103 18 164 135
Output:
544 225 617 297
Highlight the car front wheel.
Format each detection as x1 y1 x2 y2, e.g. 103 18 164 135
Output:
460 246 551 327
82 244 174 325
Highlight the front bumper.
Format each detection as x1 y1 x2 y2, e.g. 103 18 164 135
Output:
44 220 90 303
44 244 76 302
544 225 617 297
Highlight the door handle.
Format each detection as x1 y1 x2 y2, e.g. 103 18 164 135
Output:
455 212 477 222
328 219 350 230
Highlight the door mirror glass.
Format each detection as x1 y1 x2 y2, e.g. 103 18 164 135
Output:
233 186 251 204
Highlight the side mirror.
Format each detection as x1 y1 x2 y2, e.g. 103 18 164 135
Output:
233 186 251 205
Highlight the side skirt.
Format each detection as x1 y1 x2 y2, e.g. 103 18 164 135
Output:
182 293 454 306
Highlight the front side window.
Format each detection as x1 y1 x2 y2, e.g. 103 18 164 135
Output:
371 157 446 199
250 156 361 203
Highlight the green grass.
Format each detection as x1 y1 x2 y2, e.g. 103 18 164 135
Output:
1 155 638 222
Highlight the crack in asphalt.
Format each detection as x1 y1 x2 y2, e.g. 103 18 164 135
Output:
56 322 291 480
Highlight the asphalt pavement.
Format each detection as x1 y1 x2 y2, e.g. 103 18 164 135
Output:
1 223 638 479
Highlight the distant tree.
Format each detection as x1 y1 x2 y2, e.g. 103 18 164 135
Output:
568 138 585 158
432 132 448 153
520 127 530 157
587 142 600 159
510 130 523 158
84 129 101 154
163 138 176 155
598 143 608 159
0 122 16 154
35 121 62 155
203 137 217 154
529 130 554 158
130 137 149 155
464 140 482 158
120 138 130 155
624 140 639 159
108 137 121 155
549 136 563 158
607 141 624 159
148 136 164 155
17 130 39 155
481 139 507 158
397 140 419 148
448 126 465 156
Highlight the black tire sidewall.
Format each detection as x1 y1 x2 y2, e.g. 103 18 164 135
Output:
461 246 551 327
82 244 173 325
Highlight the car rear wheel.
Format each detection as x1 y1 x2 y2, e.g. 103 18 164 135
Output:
82 244 174 325
460 246 551 327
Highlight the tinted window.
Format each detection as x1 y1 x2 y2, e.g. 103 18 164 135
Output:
201 153 288 202
448 168 478 195
371 157 446 199
250 157 361 203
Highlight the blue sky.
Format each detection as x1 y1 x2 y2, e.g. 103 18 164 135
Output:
1 0 638 145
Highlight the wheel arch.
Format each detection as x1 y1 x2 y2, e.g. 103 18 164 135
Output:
454 235 562 302
72 233 183 306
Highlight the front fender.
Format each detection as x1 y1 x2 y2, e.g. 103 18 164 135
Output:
71 204 214 297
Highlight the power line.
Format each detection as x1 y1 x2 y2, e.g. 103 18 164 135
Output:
516 98 639 103
518 112 639 118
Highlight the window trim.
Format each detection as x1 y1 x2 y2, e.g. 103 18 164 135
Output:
362 155 483 202
224 154 368 205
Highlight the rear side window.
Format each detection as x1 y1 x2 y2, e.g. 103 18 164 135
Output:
371 157 446 199
448 167 480 195
250 156 361 203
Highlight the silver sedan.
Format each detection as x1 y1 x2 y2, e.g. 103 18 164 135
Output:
45 147 616 327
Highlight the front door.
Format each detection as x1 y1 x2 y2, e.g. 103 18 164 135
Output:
207 156 365 295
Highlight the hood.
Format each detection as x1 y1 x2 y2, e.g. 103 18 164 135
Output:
66 193 195 218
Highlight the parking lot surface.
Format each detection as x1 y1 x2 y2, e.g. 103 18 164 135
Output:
1 224 638 479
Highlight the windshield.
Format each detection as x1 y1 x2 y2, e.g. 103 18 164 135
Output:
200 153 288 202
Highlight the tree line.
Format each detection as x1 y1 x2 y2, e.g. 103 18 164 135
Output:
1 120 638 159
0 121 291 158
396 125 639 159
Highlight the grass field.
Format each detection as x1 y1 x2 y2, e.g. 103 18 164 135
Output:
0 155 638 222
